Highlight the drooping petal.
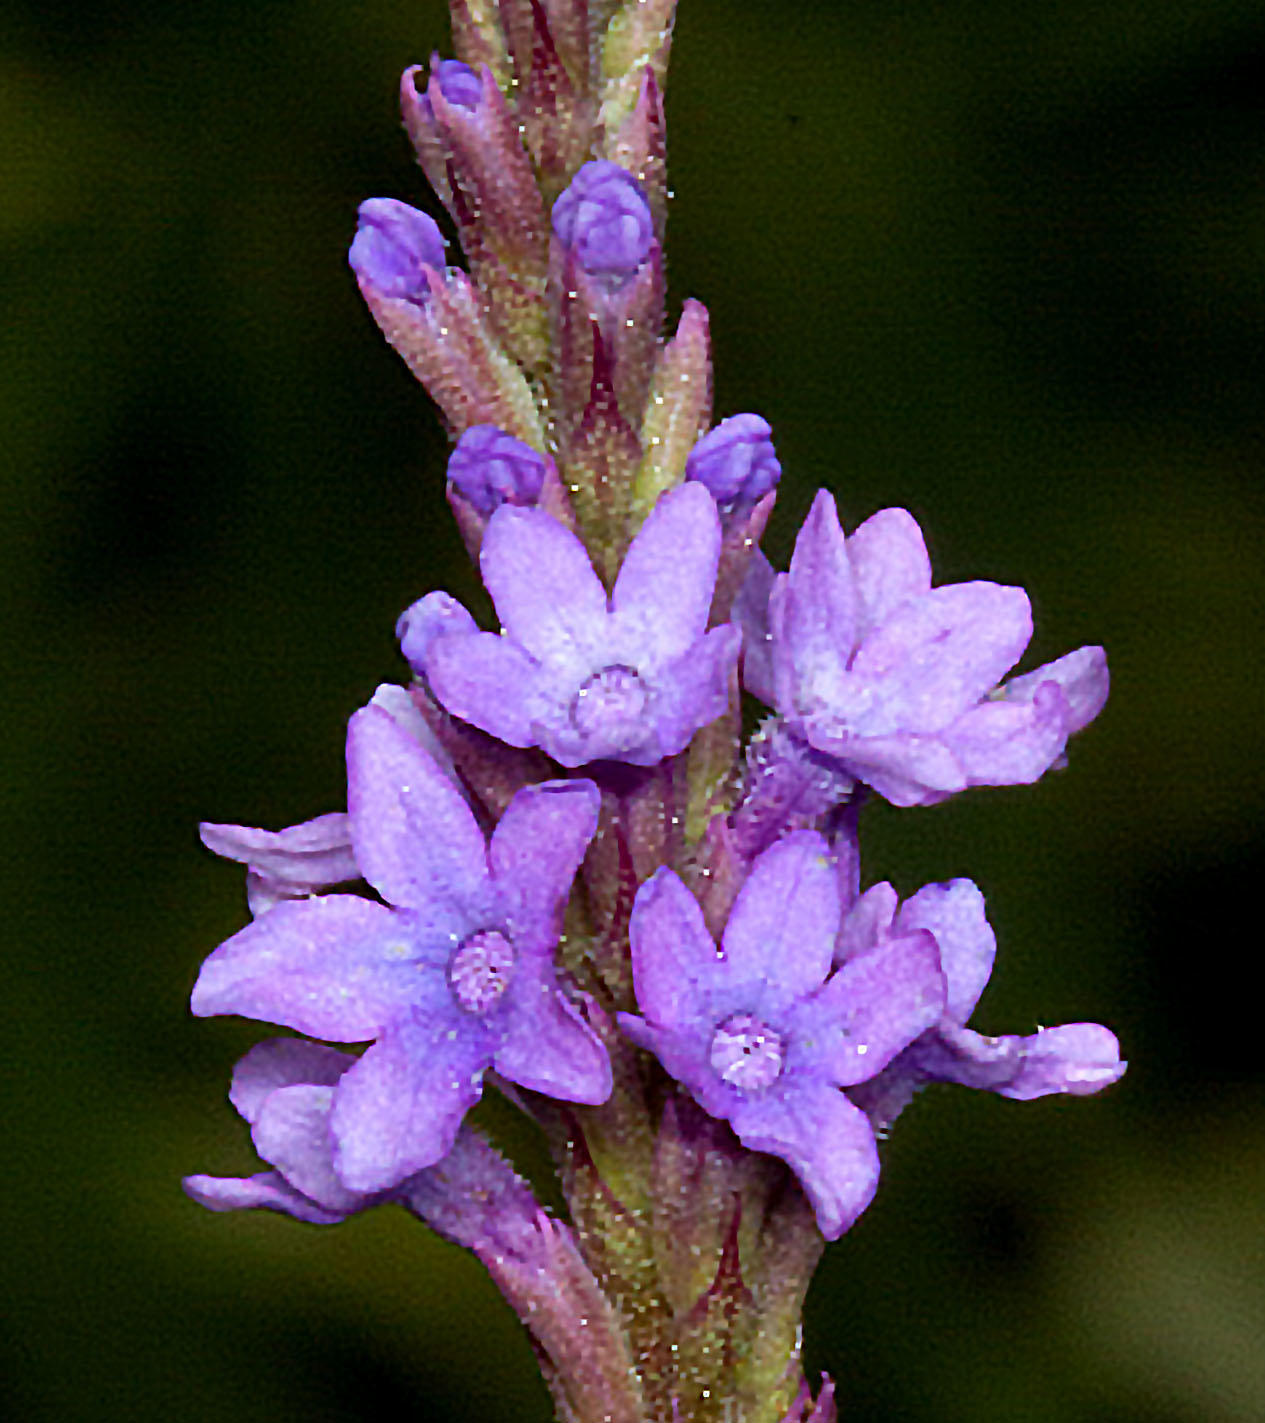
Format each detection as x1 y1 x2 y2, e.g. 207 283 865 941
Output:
489 780 600 952
720 831 840 1007
628 867 724 1029
846 507 932 633
610 482 721 664
190 896 407 1040
229 1038 354 1125
834 881 898 966
427 629 555 747
894 879 995 1023
847 582 1032 735
799 930 945 1086
480 505 609 670
939 683 1072 787
728 1082 879 1240
346 703 490 915
331 1011 495 1192
494 962 611 1103
1001 644 1109 734
781 491 857 710
252 1083 368 1213
199 814 358 887
182 1171 347 1224
998 1022 1125 1098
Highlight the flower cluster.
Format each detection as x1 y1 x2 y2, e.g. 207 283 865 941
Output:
187 4 1124 1421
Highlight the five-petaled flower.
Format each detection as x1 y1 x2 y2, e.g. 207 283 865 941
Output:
739 490 1109 806
401 481 742 767
618 830 946 1238
191 699 611 1192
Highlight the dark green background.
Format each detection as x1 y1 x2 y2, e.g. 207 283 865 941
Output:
5 1 1263 1419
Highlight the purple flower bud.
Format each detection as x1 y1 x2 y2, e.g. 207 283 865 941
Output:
429 57 483 112
551 160 654 283
448 424 547 516
348 198 447 303
686 413 782 510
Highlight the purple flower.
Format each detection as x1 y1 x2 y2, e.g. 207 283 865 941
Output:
551 160 654 284
685 414 782 512
348 198 447 304
739 490 1109 806
618 831 945 1238
186 1038 546 1253
404 482 741 767
191 701 610 1192
447 424 547 516
844 879 1126 1129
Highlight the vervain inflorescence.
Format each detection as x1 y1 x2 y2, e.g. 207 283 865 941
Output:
185 5 1125 1420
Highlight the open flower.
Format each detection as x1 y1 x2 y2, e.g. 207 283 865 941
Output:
845 879 1126 1129
618 831 945 1238
403 482 741 767
191 700 610 1192
738 490 1109 806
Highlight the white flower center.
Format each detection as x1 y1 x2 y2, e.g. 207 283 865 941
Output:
709 1013 785 1091
569 665 648 745
448 930 515 1014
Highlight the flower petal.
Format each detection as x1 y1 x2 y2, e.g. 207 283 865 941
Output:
183 1171 347 1224
252 1083 368 1213
939 683 1071 786
1002 644 1109 734
426 629 555 747
894 879 995 1023
781 491 858 711
801 930 945 1086
847 582 1032 735
229 1038 354 1125
199 814 357 886
331 1012 495 1192
834 881 898 966
810 728 965 807
721 831 840 1007
610 482 721 664
728 1082 879 1240
914 1021 1125 1099
494 965 611 1103
346 702 490 914
628 867 723 1029
397 590 479 676
489 780 600 953
480 505 609 670
734 548 778 705
847 507 932 632
648 624 741 762
190 895 407 1040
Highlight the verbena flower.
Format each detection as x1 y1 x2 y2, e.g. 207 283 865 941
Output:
192 700 610 1191
447 424 547 515
845 879 1126 1128
685 413 781 513
618 830 945 1238
551 159 654 284
348 198 448 304
739 489 1109 806
402 482 741 767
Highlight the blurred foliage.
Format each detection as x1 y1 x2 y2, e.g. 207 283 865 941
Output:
3 0 1263 1419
